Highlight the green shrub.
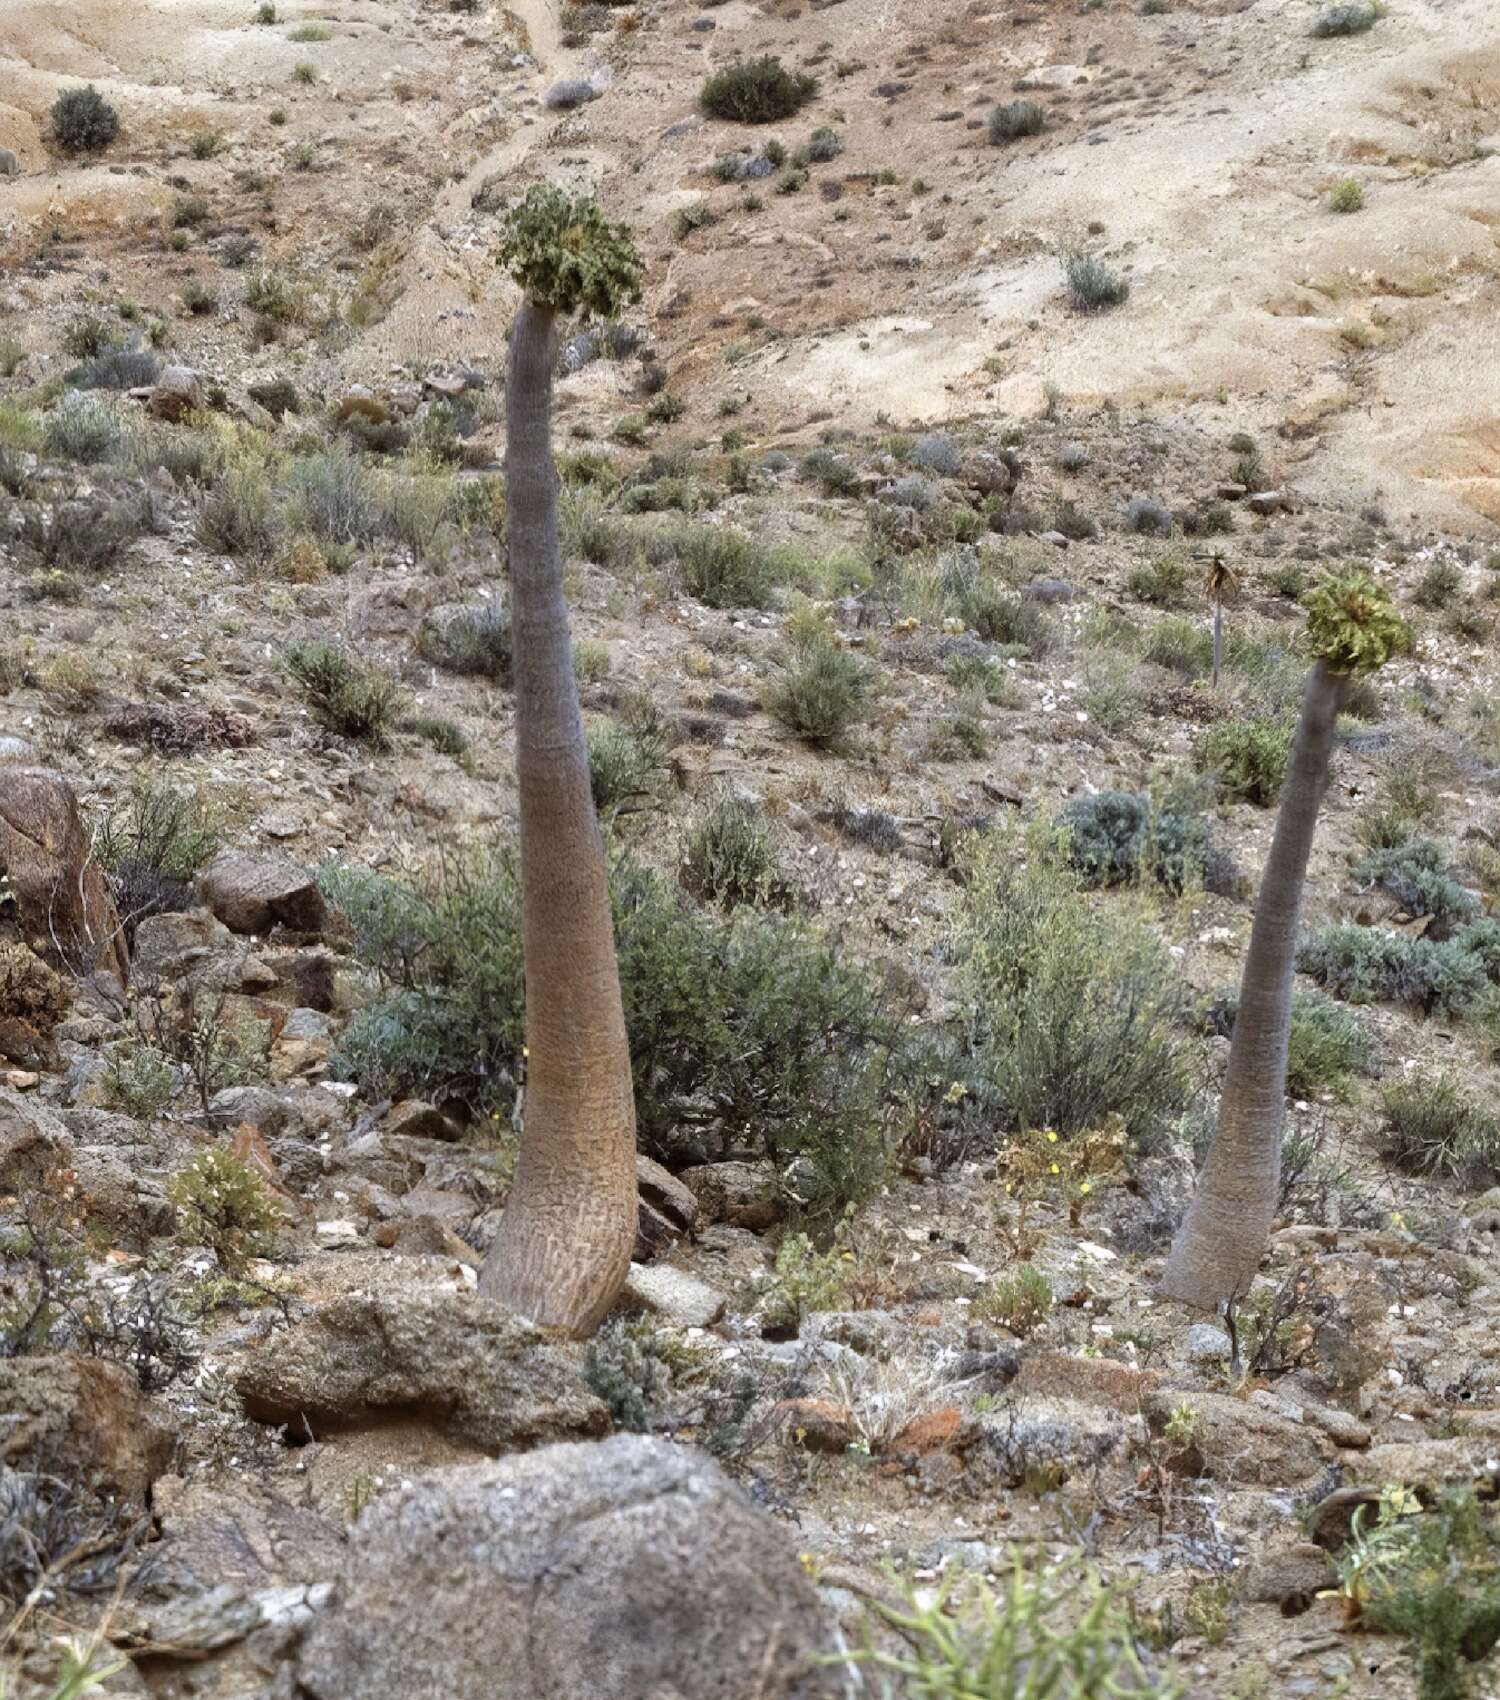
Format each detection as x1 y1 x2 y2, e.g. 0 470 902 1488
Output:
588 718 667 814
243 268 300 322
1335 1487 1500 1700
408 714 469 757
1379 1073 1500 1182
169 1147 282 1268
18 490 151 578
1329 177 1364 213
1297 925 1489 1017
415 603 511 683
680 793 789 909
845 1555 1181 1698
196 460 279 559
51 87 120 153
701 56 818 123
583 1316 674 1431
1057 789 1228 895
323 851 903 1218
759 1231 849 1331
1127 550 1190 607
958 833 1188 1140
62 315 120 360
1142 616 1211 677
1415 559 1463 611
1203 987 1373 1100
284 444 381 545
1063 251 1129 312
671 523 781 608
800 447 860 496
44 399 127 464
1196 715 1294 805
935 554 1053 653
977 1263 1053 1336
767 636 872 748
284 641 405 746
93 777 219 934
989 100 1045 144
1355 840 1480 934
1312 3 1381 37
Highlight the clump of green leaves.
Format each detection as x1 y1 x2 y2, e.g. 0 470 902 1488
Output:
977 1264 1053 1337
958 831 1188 1140
1379 1072 1500 1183
1355 840 1480 934
1202 987 1374 1100
583 1315 677 1431
323 850 904 1218
1126 551 1190 609
51 86 120 153
1305 568 1411 674
1196 715 1294 805
844 1554 1182 1699
701 56 818 124
1056 789 1225 895
1335 1486 1500 1700
767 634 873 749
588 716 667 814
498 184 643 318
284 641 406 746
1297 923 1495 1017
760 1229 849 1332
1063 252 1129 312
169 1147 282 1268
989 100 1045 144
680 793 789 909
415 603 511 683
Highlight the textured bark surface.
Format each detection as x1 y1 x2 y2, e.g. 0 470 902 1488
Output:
1160 660 1349 1310
478 300 638 1337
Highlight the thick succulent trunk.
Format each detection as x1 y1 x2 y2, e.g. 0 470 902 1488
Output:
479 299 638 1337
1211 601 1224 689
1160 659 1349 1310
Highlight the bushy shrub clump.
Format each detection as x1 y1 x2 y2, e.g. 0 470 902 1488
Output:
1202 986 1374 1100
284 641 405 746
957 832 1188 1141
1057 789 1234 895
1196 715 1294 805
934 552 1053 654
1297 923 1496 1017
415 602 512 684
767 635 873 748
1312 3 1381 37
1064 252 1129 312
680 793 791 909
51 86 120 152
322 850 905 1216
93 778 220 936
1379 1072 1500 1183
1354 839 1479 935
989 100 1046 144
701 56 818 123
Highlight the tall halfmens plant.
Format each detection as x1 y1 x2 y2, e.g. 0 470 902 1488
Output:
1161 570 1409 1315
478 186 644 1337
1206 554 1238 689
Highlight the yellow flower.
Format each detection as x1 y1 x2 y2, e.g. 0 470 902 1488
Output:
1079 1182 1091 1196
1049 1162 1060 1175
1046 1130 1059 1143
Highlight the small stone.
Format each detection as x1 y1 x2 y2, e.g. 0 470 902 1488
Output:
544 77 599 109
1247 489 1289 515
315 1219 362 1248
1024 577 1077 603
0 149 19 177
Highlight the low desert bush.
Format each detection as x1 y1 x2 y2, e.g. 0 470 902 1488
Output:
1063 251 1129 311
284 641 405 746
1355 840 1480 935
51 87 120 153
1379 1072 1500 1182
989 100 1046 144
680 793 790 909
1202 986 1374 1100
767 635 873 748
1196 715 1294 805
701 56 818 123
1297 925 1490 1017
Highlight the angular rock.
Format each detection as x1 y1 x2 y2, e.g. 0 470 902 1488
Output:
1142 1387 1327 1487
0 769 128 986
147 1474 344 1596
130 908 237 985
200 850 326 936
1185 1322 1231 1363
635 1152 701 1258
0 149 18 177
235 1291 607 1450
294 1435 840 1700
622 1262 726 1329
0 1356 176 1504
1022 577 1077 604
0 940 67 1065
147 366 204 423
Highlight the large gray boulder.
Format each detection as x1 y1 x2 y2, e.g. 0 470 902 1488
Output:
199 849 326 936
295 1434 839 1700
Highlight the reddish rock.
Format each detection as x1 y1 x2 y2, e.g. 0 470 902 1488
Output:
0 1355 177 1504
890 1406 965 1456
1014 1350 1159 1410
